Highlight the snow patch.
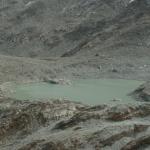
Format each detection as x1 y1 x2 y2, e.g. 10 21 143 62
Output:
129 0 135 3
25 1 35 7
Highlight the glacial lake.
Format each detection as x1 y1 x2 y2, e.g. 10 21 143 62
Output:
11 79 143 105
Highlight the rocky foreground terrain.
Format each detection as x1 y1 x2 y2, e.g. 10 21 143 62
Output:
0 97 150 150
0 79 149 150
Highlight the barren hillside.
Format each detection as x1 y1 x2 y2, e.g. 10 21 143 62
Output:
0 0 150 82
0 0 150 58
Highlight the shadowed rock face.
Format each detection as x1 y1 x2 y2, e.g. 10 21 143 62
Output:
0 98 150 150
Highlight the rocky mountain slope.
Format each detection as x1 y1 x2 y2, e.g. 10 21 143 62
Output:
0 0 150 58
0 0 150 82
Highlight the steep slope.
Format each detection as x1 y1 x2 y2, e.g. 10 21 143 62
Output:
0 0 147 57
67 0 150 57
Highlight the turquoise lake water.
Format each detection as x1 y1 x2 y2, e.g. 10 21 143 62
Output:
11 79 143 105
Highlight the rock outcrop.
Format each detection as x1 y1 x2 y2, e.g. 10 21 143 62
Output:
131 82 150 101
43 78 71 85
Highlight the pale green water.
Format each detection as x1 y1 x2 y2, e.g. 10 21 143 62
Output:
11 79 143 105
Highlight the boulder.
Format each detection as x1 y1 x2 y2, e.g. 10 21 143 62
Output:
43 78 71 85
131 82 150 101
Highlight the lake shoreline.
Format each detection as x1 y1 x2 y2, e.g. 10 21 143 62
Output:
0 78 144 105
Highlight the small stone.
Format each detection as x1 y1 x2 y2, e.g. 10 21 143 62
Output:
111 68 118 73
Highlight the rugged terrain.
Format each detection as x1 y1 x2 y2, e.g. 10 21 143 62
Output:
0 98 150 150
131 82 150 101
0 0 150 149
0 0 150 82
